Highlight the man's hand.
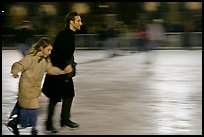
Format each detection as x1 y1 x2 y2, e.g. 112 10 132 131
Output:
64 64 73 73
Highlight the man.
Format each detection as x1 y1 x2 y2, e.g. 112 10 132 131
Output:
42 11 82 133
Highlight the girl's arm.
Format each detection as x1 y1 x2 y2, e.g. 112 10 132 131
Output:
46 60 66 75
11 55 33 78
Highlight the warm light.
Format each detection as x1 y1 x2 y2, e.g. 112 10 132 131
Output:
185 2 202 10
144 2 160 11
98 5 109 8
72 3 90 14
39 4 57 15
9 5 28 16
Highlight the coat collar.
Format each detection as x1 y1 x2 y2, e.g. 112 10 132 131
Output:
36 51 48 62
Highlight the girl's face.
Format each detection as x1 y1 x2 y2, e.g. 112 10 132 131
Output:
42 45 52 57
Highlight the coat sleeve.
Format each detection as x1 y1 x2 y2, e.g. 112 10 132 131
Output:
11 55 33 75
46 60 66 75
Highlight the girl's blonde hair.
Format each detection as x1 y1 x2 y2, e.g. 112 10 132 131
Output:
27 37 52 56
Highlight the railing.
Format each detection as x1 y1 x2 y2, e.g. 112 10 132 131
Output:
2 32 202 49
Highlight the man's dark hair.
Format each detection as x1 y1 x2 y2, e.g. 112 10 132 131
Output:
65 11 79 26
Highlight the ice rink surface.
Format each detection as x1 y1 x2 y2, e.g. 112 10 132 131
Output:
2 49 202 135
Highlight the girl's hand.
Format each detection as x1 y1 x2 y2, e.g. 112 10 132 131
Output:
64 64 73 73
12 74 19 78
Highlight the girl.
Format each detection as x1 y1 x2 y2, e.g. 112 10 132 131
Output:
5 37 72 135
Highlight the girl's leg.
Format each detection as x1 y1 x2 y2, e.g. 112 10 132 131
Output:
31 126 38 135
30 109 39 135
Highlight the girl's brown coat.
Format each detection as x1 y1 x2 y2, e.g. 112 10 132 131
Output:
11 52 65 109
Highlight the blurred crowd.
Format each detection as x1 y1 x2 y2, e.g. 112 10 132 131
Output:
2 2 202 49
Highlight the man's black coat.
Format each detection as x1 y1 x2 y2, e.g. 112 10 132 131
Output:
42 28 76 102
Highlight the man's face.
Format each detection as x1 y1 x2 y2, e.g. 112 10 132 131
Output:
71 15 82 31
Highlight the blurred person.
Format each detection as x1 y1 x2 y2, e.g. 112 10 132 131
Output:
4 37 70 135
135 25 148 51
182 20 195 48
103 26 120 57
146 19 166 50
97 24 108 47
42 11 82 133
14 20 34 57
145 19 166 63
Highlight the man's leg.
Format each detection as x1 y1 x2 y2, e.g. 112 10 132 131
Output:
61 98 73 124
60 98 79 128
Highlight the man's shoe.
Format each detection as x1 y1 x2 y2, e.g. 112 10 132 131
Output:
61 120 79 129
46 126 58 133
4 121 19 135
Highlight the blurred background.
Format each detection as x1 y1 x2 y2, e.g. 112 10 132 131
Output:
2 2 202 49
2 2 202 135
